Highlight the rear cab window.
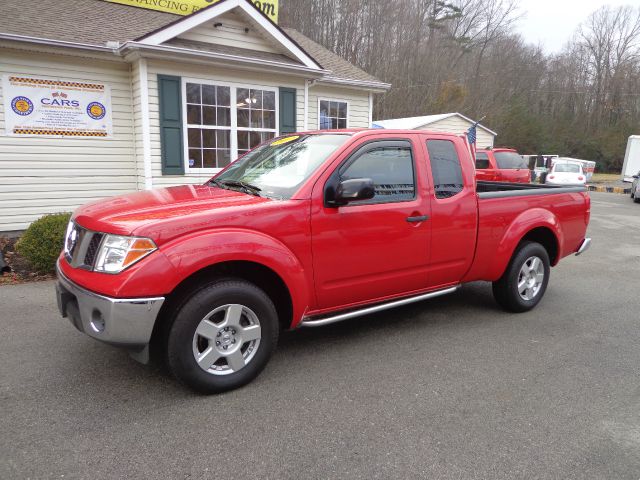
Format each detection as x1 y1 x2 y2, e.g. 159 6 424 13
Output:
475 152 490 170
426 139 464 199
494 151 527 169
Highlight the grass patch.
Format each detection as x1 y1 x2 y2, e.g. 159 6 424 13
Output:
590 173 621 183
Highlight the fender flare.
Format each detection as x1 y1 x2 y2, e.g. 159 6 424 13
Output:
158 228 311 325
487 208 564 281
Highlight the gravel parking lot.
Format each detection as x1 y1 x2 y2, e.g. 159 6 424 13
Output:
1 192 639 480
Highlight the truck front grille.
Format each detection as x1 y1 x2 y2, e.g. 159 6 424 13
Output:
83 233 104 267
64 223 104 270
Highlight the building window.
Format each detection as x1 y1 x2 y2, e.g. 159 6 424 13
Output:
319 99 347 129
184 81 277 171
236 88 277 156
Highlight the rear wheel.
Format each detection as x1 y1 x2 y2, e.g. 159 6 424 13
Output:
492 241 550 313
166 279 279 393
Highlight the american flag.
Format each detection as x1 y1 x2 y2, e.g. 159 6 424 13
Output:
467 123 477 158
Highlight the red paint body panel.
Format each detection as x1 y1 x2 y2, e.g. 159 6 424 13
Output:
462 191 590 282
476 148 531 183
309 134 432 309
419 133 479 286
60 129 590 329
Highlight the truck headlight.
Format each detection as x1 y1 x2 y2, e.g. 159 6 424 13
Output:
94 235 157 274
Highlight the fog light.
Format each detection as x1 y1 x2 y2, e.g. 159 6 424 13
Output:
90 309 105 333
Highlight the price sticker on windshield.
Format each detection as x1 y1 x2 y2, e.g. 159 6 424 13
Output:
271 135 300 146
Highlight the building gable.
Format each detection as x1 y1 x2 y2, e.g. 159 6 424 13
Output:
176 10 284 55
137 0 321 70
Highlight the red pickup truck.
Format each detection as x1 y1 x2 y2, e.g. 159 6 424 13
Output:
56 130 591 393
475 148 531 183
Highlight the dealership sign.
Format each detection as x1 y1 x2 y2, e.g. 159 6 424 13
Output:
2 76 113 138
104 0 279 23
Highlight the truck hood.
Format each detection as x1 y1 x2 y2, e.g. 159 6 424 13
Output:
73 185 271 240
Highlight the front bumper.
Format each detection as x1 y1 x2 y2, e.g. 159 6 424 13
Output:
56 263 165 354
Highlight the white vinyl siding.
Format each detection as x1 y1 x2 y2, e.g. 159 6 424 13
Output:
417 116 495 148
146 59 305 186
177 10 282 54
308 86 370 130
0 48 137 231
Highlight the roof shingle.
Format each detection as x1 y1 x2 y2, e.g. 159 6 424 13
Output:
283 29 382 84
0 0 386 86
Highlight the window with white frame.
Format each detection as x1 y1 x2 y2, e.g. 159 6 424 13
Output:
236 87 277 156
185 81 277 171
319 99 348 129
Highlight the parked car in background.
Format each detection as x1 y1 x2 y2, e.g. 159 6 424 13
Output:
545 160 587 186
551 157 596 182
475 148 531 183
631 170 640 203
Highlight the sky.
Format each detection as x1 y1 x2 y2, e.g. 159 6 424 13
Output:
515 0 637 53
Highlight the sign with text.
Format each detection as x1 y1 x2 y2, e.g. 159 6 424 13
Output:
104 0 278 23
3 76 113 138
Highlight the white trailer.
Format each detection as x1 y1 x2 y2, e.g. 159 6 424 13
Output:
622 135 640 182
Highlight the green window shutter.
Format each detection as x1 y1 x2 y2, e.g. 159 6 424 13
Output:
279 87 297 134
158 75 184 175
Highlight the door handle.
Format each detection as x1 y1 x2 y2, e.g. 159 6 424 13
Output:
406 215 429 223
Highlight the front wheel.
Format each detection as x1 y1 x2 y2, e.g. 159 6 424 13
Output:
166 279 279 394
492 242 550 313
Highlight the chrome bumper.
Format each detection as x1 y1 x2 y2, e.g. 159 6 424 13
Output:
56 265 165 355
575 237 592 256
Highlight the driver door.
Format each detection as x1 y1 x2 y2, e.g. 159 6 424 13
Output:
310 138 431 310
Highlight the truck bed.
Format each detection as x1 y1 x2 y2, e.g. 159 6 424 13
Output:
477 181 586 199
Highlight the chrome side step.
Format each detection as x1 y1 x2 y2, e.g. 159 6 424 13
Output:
300 286 460 328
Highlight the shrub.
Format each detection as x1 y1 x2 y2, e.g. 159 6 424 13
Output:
17 212 72 273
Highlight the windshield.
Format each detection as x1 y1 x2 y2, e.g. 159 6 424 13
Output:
554 163 581 173
211 134 350 199
494 151 527 169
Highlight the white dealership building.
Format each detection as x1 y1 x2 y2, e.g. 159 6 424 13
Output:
0 0 390 232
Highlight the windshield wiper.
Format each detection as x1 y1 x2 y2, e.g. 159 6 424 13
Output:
217 180 262 196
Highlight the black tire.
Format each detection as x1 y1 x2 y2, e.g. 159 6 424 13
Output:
492 241 550 313
166 279 279 394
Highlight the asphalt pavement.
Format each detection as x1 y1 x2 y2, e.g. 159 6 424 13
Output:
1 192 639 479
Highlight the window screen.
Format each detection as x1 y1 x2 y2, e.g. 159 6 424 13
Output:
340 145 415 204
475 152 490 170
427 140 464 199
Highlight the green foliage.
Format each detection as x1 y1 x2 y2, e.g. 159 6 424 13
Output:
493 99 546 153
17 213 72 273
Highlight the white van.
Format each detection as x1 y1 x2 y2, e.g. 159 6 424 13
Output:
622 136 640 182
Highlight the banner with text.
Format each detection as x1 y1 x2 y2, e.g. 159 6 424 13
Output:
104 0 278 23
3 76 113 138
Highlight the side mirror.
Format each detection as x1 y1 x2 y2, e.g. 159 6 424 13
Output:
327 178 375 206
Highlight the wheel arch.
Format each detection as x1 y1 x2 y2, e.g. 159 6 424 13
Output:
155 260 294 333
519 227 559 265
148 228 312 356
486 208 564 281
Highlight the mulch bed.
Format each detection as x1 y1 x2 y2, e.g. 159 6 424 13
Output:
0 237 54 285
